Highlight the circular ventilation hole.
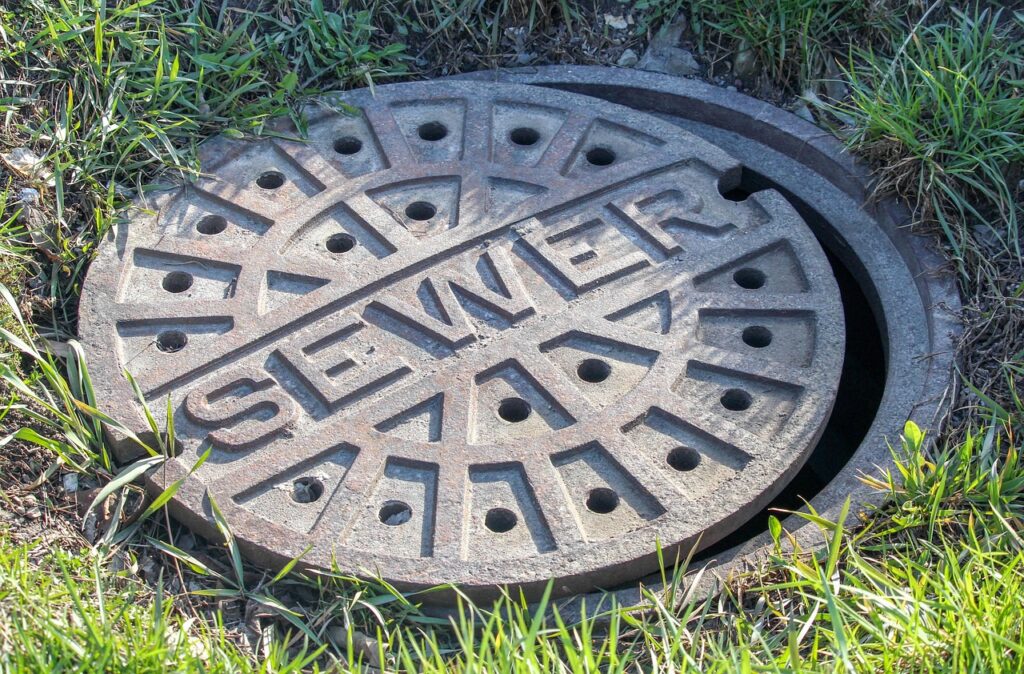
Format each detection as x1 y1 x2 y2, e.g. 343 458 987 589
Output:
156 330 187 353
485 508 518 533
721 388 753 411
256 171 285 189
417 121 448 141
742 325 773 348
733 268 766 289
497 397 532 423
586 487 619 514
291 477 325 504
162 271 193 294
585 147 616 166
667 446 701 472
405 201 437 221
333 136 362 155
577 358 612 383
196 214 227 235
326 233 356 253
509 127 541 146
378 501 412 526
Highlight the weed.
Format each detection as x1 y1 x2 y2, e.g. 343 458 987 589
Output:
687 0 908 90
1 0 408 331
833 8 1024 265
1 1 1023 671
0 529 323 672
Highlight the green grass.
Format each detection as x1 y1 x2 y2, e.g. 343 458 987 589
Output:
2 371 1021 671
0 528 330 672
687 0 906 90
832 7 1024 268
0 192 29 352
1 0 408 332
1 0 1023 671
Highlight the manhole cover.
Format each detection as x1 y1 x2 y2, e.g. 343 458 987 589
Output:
79 81 844 599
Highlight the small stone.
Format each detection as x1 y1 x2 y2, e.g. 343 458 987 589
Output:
726 85 738 92
617 49 639 67
603 13 628 30
732 43 758 79
382 507 410 526
648 19 686 51
824 61 849 101
16 188 55 252
352 631 381 668
62 472 79 494
2 147 53 185
19 187 39 205
176 531 197 552
793 101 815 123
639 46 700 77
327 626 382 668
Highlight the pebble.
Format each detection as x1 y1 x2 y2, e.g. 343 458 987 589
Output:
793 102 816 123
639 46 700 77
2 147 53 185
617 49 639 67
603 13 629 30
62 472 79 494
352 631 381 668
328 627 382 669
824 60 849 101
732 43 758 79
19 187 39 205
636 18 700 77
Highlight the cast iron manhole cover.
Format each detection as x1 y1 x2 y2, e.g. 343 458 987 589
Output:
80 81 844 598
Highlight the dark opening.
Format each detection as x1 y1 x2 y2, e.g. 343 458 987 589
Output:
256 171 285 189
156 330 187 353
196 214 227 235
292 477 325 504
485 508 518 533
405 201 437 221
326 233 356 253
577 358 612 383
667 446 701 472
692 169 887 562
720 388 752 411
733 268 766 289
742 325 773 348
718 177 754 202
585 147 616 166
510 127 541 146
162 271 193 293
379 501 412 526
497 398 532 423
418 121 448 141
586 487 620 514
333 136 363 155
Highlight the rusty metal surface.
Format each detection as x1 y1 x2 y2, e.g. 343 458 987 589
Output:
78 81 844 599
456 68 960 617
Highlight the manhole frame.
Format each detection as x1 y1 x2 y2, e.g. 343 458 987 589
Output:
456 66 961 610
